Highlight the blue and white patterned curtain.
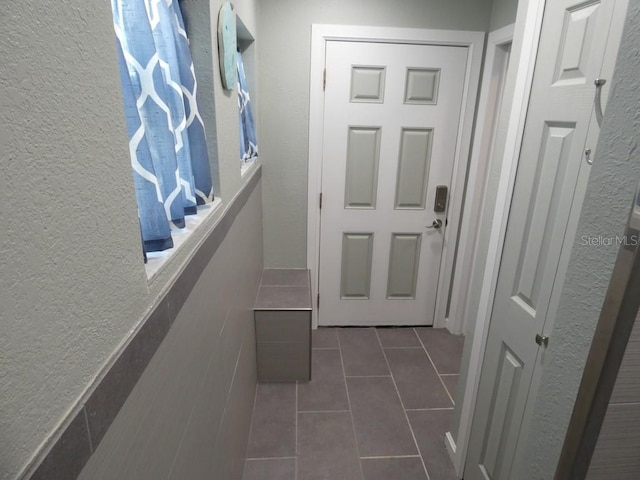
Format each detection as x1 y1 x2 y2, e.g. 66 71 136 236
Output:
237 52 258 167
112 0 213 252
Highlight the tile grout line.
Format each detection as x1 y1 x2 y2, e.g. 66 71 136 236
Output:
345 374 393 378
295 380 299 480
360 455 423 460
246 456 298 461
405 407 455 412
337 331 366 480
375 328 432 480
83 408 93 454
380 346 426 350
242 382 261 472
415 328 456 406
169 332 230 479
441 376 458 407
298 409 351 414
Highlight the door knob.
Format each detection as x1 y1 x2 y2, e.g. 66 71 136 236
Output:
535 334 549 347
426 219 443 229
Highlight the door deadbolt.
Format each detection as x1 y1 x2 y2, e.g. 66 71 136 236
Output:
434 185 448 213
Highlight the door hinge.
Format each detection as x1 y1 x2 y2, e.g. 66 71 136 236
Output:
317 293 320 308
323 68 327 91
319 192 323 209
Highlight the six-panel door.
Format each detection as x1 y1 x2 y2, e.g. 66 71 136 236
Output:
318 41 468 326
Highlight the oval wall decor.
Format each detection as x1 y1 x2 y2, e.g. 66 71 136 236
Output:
217 2 237 91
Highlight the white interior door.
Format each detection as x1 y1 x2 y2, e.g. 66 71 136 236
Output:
317 41 468 326
465 0 626 478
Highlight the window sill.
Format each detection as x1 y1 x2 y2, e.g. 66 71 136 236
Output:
144 197 223 280
241 159 258 177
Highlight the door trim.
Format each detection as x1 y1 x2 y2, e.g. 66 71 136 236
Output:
446 23 514 336
444 0 547 476
307 25 484 328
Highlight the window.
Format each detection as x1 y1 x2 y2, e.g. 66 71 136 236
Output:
237 50 258 170
111 0 215 255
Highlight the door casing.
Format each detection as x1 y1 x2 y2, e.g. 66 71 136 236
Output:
307 25 484 328
445 0 548 475
447 23 514 336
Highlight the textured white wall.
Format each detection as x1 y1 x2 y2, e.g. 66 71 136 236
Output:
520 3 640 478
257 0 493 267
0 0 259 478
0 2 148 477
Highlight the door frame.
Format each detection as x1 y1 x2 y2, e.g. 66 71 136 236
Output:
306 25 484 328
446 23 515 336
444 0 547 476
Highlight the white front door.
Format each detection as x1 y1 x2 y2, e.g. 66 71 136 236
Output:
465 0 627 478
318 41 468 326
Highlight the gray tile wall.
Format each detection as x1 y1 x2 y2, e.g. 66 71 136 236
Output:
587 311 640 480
28 170 263 480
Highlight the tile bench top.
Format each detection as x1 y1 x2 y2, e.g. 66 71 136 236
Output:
254 269 312 311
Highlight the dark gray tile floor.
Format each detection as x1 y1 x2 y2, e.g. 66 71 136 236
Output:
244 327 463 480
